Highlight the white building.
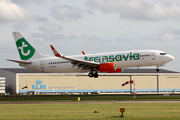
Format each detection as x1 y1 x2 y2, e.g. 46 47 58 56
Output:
0 68 179 94
0 77 5 94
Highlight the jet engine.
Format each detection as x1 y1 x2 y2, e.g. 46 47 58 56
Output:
99 63 123 73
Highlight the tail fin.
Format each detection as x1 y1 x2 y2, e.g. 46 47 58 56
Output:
13 32 47 60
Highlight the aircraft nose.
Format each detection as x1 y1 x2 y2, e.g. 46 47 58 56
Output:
168 55 174 61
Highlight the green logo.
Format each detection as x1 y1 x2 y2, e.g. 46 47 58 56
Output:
84 52 140 63
16 38 35 60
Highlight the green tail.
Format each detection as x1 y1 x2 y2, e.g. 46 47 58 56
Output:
13 32 46 60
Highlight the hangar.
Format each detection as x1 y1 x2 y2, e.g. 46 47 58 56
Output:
0 77 5 94
0 68 180 94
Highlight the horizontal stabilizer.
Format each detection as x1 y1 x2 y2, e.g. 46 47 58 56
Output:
6 59 32 64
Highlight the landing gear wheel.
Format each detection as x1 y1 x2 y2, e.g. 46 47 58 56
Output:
88 72 94 78
94 73 99 78
156 69 159 72
88 70 99 78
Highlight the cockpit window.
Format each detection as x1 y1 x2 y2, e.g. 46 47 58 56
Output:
160 53 167 55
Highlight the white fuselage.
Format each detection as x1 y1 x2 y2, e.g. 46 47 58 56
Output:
20 50 174 73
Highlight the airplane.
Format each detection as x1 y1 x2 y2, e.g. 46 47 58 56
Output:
7 32 174 78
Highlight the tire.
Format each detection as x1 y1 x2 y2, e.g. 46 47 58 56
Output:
88 73 94 78
94 73 99 78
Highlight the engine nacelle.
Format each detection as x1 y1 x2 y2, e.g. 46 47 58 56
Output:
99 63 123 73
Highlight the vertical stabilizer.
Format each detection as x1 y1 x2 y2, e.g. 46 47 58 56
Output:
12 32 47 60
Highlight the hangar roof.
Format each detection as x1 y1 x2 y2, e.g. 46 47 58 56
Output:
0 68 178 73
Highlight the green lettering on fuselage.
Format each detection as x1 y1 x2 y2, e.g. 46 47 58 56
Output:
94 56 100 62
102 56 108 62
123 54 129 61
89 57 94 61
130 52 132 60
133 53 140 60
83 52 140 63
115 55 122 61
109 55 114 62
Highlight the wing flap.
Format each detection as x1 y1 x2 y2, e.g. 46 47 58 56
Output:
6 59 32 64
50 45 99 70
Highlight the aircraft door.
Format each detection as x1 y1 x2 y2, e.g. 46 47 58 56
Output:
151 52 156 60
40 61 44 70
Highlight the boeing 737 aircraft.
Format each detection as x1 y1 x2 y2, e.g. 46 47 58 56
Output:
7 32 174 78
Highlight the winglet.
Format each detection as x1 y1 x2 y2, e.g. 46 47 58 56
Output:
50 45 61 57
82 51 85 55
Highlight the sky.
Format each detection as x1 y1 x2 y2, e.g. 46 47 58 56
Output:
0 0 180 72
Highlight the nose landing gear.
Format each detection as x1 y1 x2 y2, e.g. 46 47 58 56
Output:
156 66 159 72
88 70 99 78
156 69 159 72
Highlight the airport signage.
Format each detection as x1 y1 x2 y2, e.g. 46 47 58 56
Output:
32 79 46 89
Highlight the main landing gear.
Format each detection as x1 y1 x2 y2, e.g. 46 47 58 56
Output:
88 70 99 78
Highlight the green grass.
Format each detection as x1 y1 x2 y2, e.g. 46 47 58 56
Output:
0 103 180 120
0 95 179 119
0 94 180 102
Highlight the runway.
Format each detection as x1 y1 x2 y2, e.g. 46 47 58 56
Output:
0 101 180 104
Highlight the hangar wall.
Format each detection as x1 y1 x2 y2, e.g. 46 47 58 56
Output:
132 76 157 92
18 74 131 93
159 75 180 91
0 69 16 93
16 73 180 94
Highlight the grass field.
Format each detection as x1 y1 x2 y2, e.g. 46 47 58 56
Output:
0 103 180 120
0 94 180 102
0 94 180 120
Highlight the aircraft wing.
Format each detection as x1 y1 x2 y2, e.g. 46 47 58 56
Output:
50 45 99 70
6 59 32 64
